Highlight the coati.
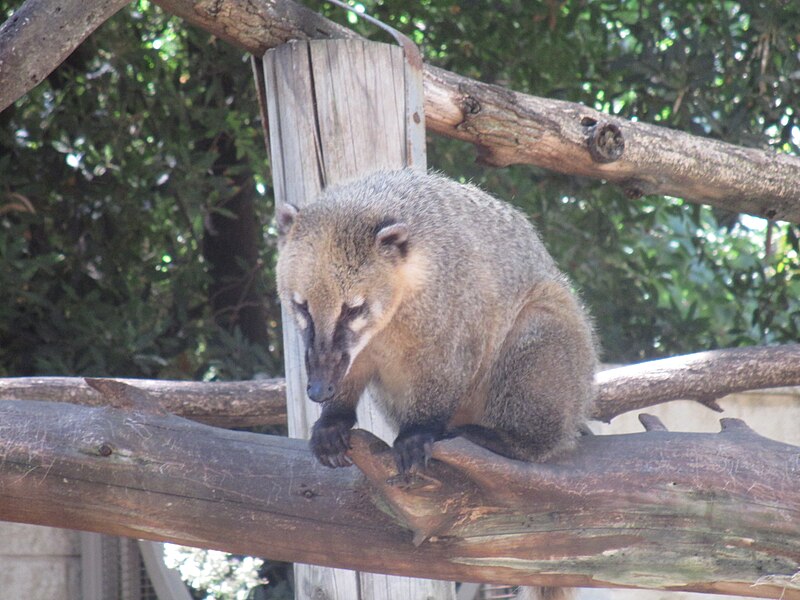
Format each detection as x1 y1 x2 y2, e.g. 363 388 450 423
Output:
276 169 596 474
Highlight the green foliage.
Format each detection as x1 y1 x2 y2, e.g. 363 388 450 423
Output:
1 2 277 377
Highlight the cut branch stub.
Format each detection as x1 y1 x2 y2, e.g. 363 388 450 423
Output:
348 430 477 545
638 413 668 431
719 417 754 433
582 118 625 163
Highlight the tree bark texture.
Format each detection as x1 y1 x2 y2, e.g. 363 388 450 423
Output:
0 0 130 113
593 344 800 422
0 397 797 598
2 0 799 219
2 345 798 427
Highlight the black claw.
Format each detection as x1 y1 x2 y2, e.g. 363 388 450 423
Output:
392 424 443 474
310 409 356 469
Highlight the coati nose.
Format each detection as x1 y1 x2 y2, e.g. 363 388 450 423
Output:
307 380 336 403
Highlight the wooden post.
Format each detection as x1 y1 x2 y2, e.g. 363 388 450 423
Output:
263 39 455 600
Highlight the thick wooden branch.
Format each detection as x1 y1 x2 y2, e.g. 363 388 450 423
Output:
2 345 798 426
2 0 799 219
422 65 800 220
0 0 359 114
594 344 800 422
0 396 797 598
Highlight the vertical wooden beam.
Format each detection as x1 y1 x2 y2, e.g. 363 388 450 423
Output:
263 39 454 600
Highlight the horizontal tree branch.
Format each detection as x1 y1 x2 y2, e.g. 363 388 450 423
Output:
0 376 286 428
2 345 798 427
594 344 800 422
0 397 797 597
2 0 799 219
422 65 800 220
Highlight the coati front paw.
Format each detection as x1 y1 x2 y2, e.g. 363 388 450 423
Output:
310 410 356 468
393 424 444 474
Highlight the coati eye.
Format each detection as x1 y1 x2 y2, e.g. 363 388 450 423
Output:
339 301 369 334
340 301 368 322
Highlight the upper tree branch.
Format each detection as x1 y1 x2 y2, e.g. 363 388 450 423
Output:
0 396 797 598
0 0 130 112
2 345 798 426
1 0 799 219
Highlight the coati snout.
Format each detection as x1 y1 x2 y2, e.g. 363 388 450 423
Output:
302 318 351 404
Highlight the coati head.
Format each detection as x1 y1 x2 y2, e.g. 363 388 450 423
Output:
276 200 426 404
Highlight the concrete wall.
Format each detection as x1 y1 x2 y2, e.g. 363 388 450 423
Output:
594 387 800 445
0 522 81 599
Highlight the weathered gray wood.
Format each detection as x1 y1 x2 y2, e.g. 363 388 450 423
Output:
0 398 797 598
263 38 451 600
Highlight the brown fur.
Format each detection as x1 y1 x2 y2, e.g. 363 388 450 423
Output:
276 169 597 469
516 586 577 600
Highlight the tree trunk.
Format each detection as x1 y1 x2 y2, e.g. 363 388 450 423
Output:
202 141 272 347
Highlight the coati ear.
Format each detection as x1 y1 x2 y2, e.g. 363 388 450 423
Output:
375 221 409 259
276 204 299 242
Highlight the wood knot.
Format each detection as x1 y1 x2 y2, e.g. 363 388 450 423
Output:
584 120 625 163
461 95 481 116
299 485 319 499
97 443 114 457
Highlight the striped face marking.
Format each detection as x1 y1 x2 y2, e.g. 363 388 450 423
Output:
344 296 367 333
348 315 369 334
291 292 309 330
